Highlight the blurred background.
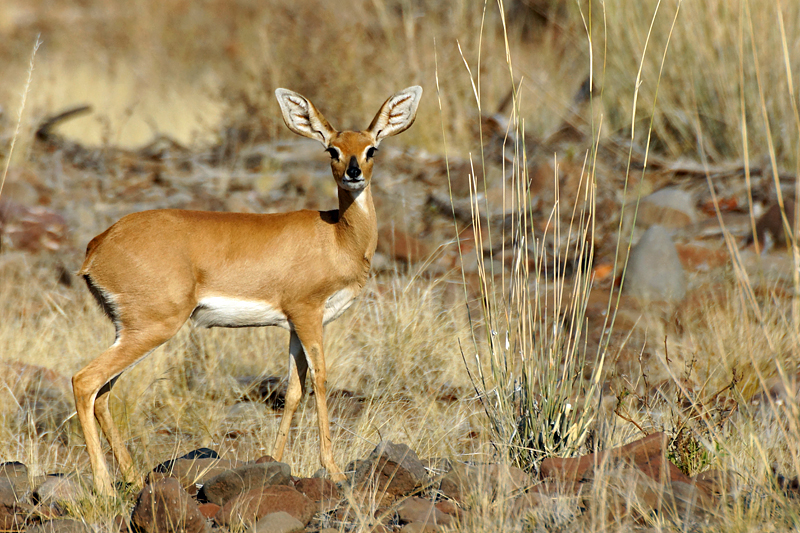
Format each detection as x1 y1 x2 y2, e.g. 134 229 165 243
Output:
1 0 797 164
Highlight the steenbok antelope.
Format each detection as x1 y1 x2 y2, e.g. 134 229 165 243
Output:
74 86 423 493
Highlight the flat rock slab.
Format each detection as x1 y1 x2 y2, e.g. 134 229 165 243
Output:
199 462 291 506
213 485 315 528
131 478 210 533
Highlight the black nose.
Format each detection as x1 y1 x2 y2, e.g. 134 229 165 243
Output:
346 156 362 179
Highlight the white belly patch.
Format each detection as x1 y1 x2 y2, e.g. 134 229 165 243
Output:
323 288 357 324
191 297 290 329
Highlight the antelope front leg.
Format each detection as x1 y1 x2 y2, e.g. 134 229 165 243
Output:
292 318 346 482
273 331 308 461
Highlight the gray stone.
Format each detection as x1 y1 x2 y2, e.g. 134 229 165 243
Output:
625 225 686 302
32 476 82 506
0 462 30 500
635 187 698 229
25 520 91 533
0 478 19 506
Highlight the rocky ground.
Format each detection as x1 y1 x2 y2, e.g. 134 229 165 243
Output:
1 431 778 533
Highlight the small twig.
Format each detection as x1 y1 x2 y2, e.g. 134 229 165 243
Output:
613 406 648 436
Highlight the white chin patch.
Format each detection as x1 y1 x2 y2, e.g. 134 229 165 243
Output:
340 179 366 192
191 297 289 329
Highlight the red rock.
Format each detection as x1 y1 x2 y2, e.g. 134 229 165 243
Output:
700 196 738 215
199 462 291 506
539 455 595 483
539 432 694 485
131 478 209 533
255 455 276 464
197 503 219 519
293 477 340 501
214 485 315 528
675 242 729 271
434 500 461 518
0 503 29 532
581 468 661 525
0 201 68 253
353 441 427 500
397 497 452 527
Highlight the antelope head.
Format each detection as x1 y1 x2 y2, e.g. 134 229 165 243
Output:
275 86 423 193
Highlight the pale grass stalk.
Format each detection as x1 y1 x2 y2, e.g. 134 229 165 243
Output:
0 36 40 202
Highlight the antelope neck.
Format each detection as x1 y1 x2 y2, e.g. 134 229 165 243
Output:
335 185 376 250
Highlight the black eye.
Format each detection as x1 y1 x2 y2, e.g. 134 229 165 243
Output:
366 147 377 159
325 147 340 160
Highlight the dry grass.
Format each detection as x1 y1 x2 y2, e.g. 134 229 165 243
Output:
3 0 800 531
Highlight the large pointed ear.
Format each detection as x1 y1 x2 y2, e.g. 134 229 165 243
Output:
275 88 337 146
367 86 422 145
